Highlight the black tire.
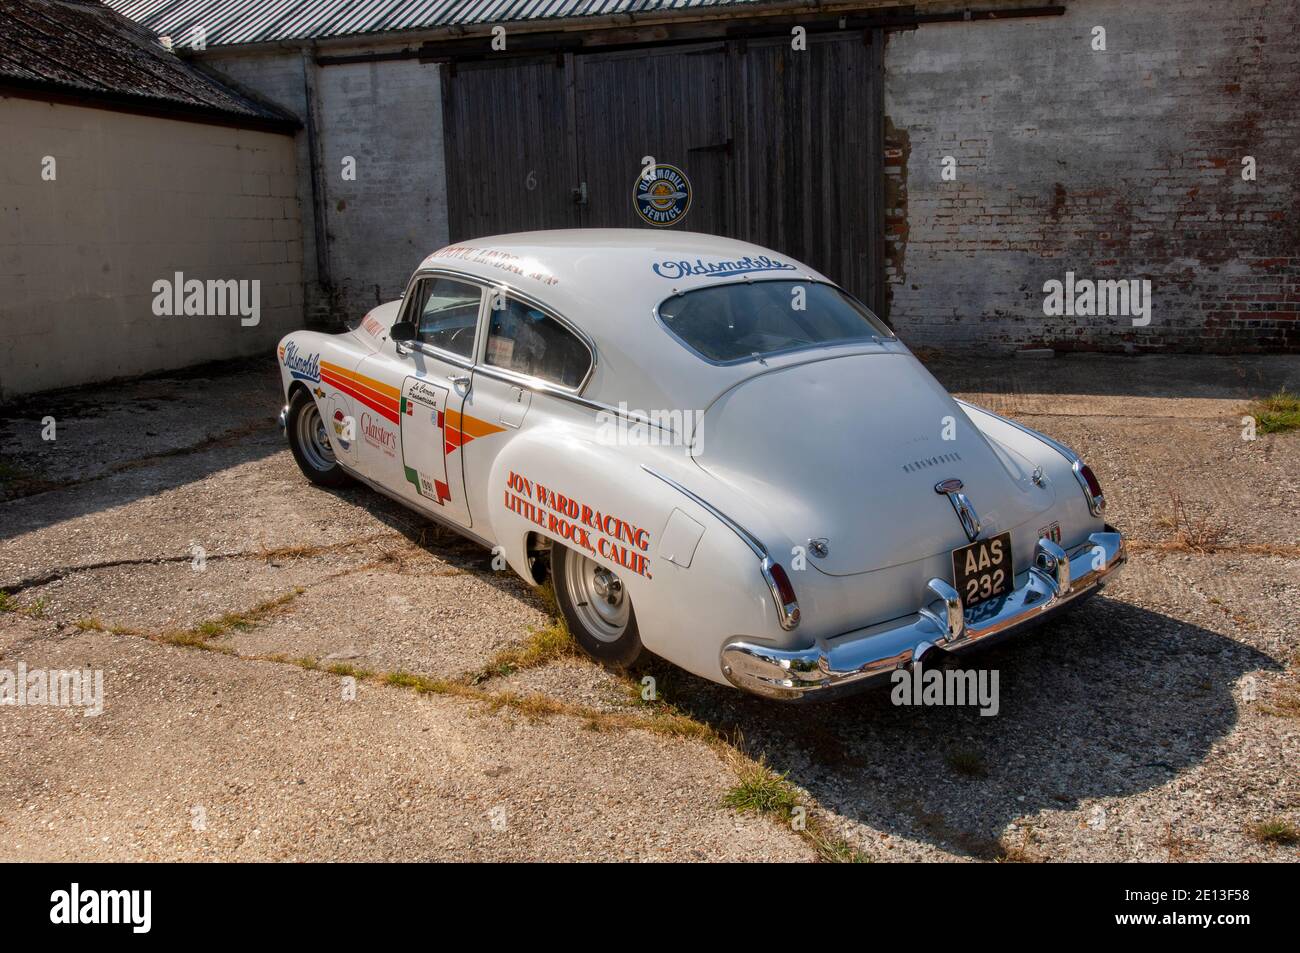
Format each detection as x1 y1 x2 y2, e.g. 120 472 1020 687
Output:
285 388 352 488
551 544 643 668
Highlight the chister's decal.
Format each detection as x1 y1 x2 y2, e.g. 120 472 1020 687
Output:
504 471 652 579
361 412 396 458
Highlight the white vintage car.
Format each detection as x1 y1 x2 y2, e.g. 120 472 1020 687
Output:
277 230 1125 701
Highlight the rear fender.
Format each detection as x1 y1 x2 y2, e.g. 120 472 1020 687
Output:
485 426 786 683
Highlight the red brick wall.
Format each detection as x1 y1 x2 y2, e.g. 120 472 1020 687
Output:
882 0 1300 353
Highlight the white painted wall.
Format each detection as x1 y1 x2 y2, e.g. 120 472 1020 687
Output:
0 97 303 397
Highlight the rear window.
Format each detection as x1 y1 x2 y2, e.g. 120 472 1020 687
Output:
657 281 891 364
485 297 591 389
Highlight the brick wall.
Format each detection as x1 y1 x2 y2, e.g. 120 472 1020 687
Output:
883 0 1300 352
0 98 302 397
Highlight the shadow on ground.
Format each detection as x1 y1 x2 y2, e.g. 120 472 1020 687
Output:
639 596 1278 859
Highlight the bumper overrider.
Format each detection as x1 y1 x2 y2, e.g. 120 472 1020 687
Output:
721 526 1126 701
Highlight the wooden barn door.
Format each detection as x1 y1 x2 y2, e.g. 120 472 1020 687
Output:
573 43 734 237
732 32 885 311
440 33 883 310
442 57 578 240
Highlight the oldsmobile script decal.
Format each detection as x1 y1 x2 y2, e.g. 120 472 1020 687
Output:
652 255 797 280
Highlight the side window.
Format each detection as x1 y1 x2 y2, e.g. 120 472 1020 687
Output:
404 276 481 359
484 297 591 389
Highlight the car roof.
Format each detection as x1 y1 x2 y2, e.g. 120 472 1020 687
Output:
412 229 849 416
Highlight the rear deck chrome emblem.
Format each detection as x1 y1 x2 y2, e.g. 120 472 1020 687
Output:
935 478 982 542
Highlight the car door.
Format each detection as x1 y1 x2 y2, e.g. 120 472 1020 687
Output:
459 290 595 525
355 273 484 528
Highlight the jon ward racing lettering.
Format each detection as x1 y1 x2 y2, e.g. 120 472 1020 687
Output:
504 470 652 579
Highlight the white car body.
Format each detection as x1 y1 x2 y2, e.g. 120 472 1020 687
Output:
277 230 1125 700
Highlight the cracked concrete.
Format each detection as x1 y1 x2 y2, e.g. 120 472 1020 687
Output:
1 353 1297 861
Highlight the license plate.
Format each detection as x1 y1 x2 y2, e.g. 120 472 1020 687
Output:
951 531 1013 609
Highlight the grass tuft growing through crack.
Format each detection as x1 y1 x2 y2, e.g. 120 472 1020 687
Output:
720 750 869 863
1246 388 1300 435
463 582 576 684
1248 817 1299 846
723 758 801 815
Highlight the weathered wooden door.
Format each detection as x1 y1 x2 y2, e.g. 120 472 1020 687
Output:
442 57 578 240
573 43 733 236
441 34 883 309
732 32 884 309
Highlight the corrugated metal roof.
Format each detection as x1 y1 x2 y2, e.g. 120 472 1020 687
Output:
104 0 770 48
0 0 298 126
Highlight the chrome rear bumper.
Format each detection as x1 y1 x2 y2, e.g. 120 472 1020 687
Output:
720 526 1126 702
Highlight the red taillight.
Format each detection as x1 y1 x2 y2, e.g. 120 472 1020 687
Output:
1080 464 1102 498
768 561 797 605
762 560 801 630
1077 463 1105 514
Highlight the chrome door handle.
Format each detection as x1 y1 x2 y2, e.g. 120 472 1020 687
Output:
447 374 470 387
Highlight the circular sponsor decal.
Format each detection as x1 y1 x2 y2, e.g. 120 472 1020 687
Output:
328 396 354 453
634 163 692 227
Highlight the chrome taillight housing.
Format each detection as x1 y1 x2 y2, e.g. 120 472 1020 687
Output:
761 558 800 630
1072 460 1105 516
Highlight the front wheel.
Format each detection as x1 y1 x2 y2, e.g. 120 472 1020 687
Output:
285 389 352 488
551 545 643 668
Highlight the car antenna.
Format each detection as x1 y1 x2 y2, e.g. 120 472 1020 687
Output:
751 351 767 365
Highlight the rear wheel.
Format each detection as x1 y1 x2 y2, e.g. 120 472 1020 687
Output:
285 389 352 488
551 544 642 668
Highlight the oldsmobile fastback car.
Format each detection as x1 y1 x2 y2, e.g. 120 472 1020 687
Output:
277 230 1125 700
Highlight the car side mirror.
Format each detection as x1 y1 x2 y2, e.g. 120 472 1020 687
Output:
390 321 416 343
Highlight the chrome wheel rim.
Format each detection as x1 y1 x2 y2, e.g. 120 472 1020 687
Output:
563 548 629 642
295 402 335 472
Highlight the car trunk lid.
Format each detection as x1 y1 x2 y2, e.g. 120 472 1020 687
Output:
692 351 1056 576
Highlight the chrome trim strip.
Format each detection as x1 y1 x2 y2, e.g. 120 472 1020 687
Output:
476 365 679 438
957 399 1105 517
760 558 800 631
641 465 767 560
720 525 1126 701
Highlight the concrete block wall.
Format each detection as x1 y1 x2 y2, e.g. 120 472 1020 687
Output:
883 0 1300 352
206 51 449 327
0 97 302 397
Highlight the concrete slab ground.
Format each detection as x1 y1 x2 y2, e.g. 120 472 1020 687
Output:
1 352 1296 861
